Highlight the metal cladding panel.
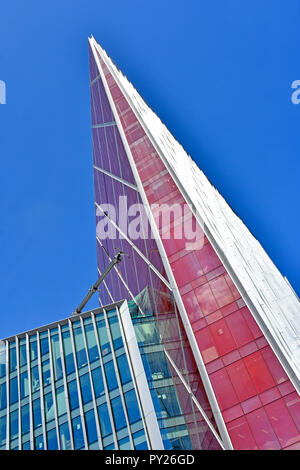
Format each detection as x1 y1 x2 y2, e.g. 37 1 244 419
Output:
89 36 300 450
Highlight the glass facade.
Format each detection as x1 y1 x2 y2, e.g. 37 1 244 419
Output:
88 38 300 450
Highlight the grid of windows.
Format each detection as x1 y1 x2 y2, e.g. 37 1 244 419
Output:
0 306 150 450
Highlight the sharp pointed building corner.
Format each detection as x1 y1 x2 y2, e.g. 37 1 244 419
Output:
88 35 300 450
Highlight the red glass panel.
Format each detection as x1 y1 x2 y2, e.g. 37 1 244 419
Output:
246 408 281 450
265 399 300 448
244 351 275 393
227 417 258 450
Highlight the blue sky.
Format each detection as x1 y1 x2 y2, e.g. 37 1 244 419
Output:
0 0 299 338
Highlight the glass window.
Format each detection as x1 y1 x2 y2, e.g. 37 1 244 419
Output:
108 316 123 350
68 379 79 410
33 398 42 428
96 319 111 356
111 396 127 431
40 337 49 356
20 371 29 399
9 346 17 373
0 382 7 410
97 403 112 437
104 361 118 391
42 359 51 387
10 409 18 439
124 389 141 424
62 331 75 374
30 340 38 362
31 365 40 393
135 321 160 346
117 354 132 384
44 392 55 422
91 367 104 398
119 435 131 449
51 335 63 381
9 376 18 404
22 441 31 450
84 323 99 363
35 434 44 450
62 330 75 375
19 343 27 367
142 351 171 381
59 422 71 450
73 326 88 369
47 428 58 450
0 414 6 445
72 416 85 450
154 386 181 418
85 409 97 445
133 429 148 450
0 343 6 378
56 386 66 416
21 404 30 434
79 373 92 405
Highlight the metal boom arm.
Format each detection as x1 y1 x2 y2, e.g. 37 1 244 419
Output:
72 250 126 315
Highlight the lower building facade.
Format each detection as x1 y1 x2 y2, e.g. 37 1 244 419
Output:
0 300 223 450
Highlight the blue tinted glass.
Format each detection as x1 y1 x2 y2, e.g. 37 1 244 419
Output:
142 351 171 381
9 377 18 404
0 345 6 378
0 383 7 410
104 361 118 391
108 316 123 349
124 389 141 424
30 341 38 362
133 429 148 450
22 441 31 450
19 344 27 367
47 428 58 450
117 354 131 384
73 326 88 369
9 347 17 373
40 337 49 356
56 386 66 416
68 380 79 410
85 409 97 444
20 371 29 399
84 323 99 363
62 331 75 375
51 335 63 381
33 399 42 428
72 416 85 450
21 404 30 434
91 367 104 397
79 373 92 405
59 422 71 450
111 396 127 431
42 359 51 387
35 434 44 450
96 320 111 356
31 365 40 393
119 435 131 449
10 409 18 439
155 386 181 418
97 403 112 437
0 415 6 445
44 392 55 422
104 443 115 450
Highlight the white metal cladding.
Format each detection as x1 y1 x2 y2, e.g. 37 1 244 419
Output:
90 36 300 389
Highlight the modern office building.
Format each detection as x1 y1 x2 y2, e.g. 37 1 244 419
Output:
0 37 300 451
87 36 300 450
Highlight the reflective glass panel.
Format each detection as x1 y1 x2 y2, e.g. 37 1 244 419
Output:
9 376 18 404
33 398 42 428
10 409 18 440
59 422 71 450
20 371 29 399
51 335 63 381
79 373 92 405
73 326 88 369
72 416 85 450
84 323 99 363
97 403 112 437
91 367 104 398
21 404 30 434
124 389 141 424
104 361 118 391
111 396 127 431
44 392 55 422
68 379 79 410
62 330 75 375
47 428 58 450
85 409 98 444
